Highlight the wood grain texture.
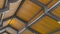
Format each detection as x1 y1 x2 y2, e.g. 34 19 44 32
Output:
47 0 58 8
3 18 25 31
16 0 42 22
38 0 51 5
31 16 60 34
9 18 25 30
29 10 44 24
0 0 60 34
52 6 60 18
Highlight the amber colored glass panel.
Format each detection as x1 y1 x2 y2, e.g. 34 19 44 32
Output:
31 16 60 34
52 6 60 18
38 0 51 5
16 0 42 21
29 10 44 24
9 18 26 30
48 0 58 8
0 0 5 9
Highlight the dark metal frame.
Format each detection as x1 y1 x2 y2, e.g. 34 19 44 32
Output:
0 0 9 27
